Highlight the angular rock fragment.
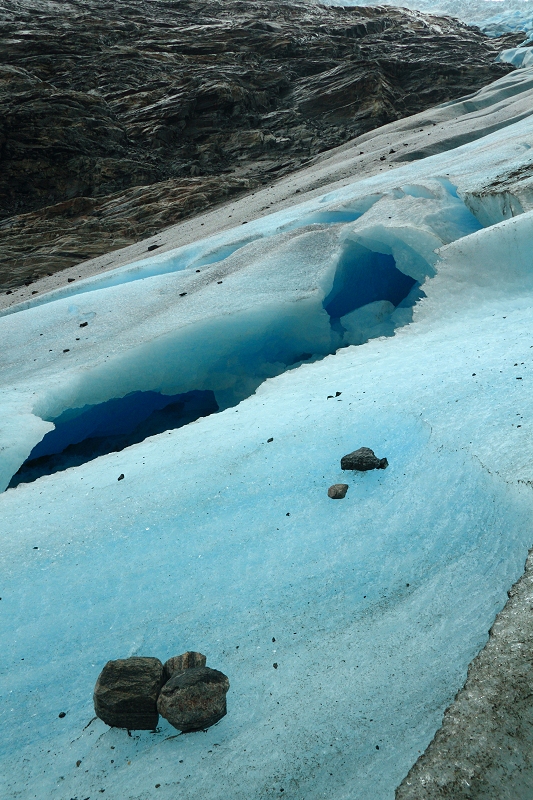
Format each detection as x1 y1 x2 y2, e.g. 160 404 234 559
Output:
157 666 230 732
341 447 388 471
93 656 164 730
162 651 207 683
328 483 349 499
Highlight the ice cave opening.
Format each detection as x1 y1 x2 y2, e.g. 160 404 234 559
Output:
8 389 219 488
323 240 417 320
8 239 423 489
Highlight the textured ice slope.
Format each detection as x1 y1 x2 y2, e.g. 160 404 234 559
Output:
2 70 533 800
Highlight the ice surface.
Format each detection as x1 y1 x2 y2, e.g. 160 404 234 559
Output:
8 389 219 487
497 44 533 67
3 68 533 800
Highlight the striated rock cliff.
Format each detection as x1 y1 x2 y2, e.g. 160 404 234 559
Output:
0 0 521 290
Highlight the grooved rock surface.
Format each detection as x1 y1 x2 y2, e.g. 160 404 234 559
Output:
0 0 520 291
157 666 230 732
396 548 533 800
341 447 388 471
93 656 164 730
162 651 207 683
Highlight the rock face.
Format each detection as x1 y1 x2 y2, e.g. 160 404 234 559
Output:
0 0 521 291
396 548 533 800
162 651 207 683
157 666 230 732
93 656 164 730
341 447 388 471
328 483 349 499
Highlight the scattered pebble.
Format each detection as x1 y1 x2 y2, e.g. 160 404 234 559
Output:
118 474 124 481
328 483 349 499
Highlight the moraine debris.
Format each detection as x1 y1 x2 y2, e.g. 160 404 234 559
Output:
157 667 230 732
341 447 388 471
93 657 164 730
328 483 349 499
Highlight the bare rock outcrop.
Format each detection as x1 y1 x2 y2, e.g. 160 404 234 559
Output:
0 0 521 291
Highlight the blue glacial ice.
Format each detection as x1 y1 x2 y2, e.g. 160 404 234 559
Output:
3 67 533 800
497 44 533 68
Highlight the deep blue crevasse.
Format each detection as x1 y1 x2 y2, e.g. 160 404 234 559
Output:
9 389 218 488
324 241 417 319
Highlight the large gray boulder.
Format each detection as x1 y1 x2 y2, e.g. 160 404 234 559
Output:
162 651 207 683
157 666 230 732
93 656 164 730
341 447 388 471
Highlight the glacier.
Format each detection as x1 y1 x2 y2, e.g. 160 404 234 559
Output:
315 0 533 42
2 66 533 799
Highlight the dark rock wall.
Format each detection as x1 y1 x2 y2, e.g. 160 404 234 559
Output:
0 0 520 289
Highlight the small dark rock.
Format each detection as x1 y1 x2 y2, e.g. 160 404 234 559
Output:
157 666 229 732
93 656 164 730
58 711 66 718
267 437 273 443
79 322 88 327
328 483 349 499
162 651 207 683
147 244 160 251
341 447 388 471
118 474 124 481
